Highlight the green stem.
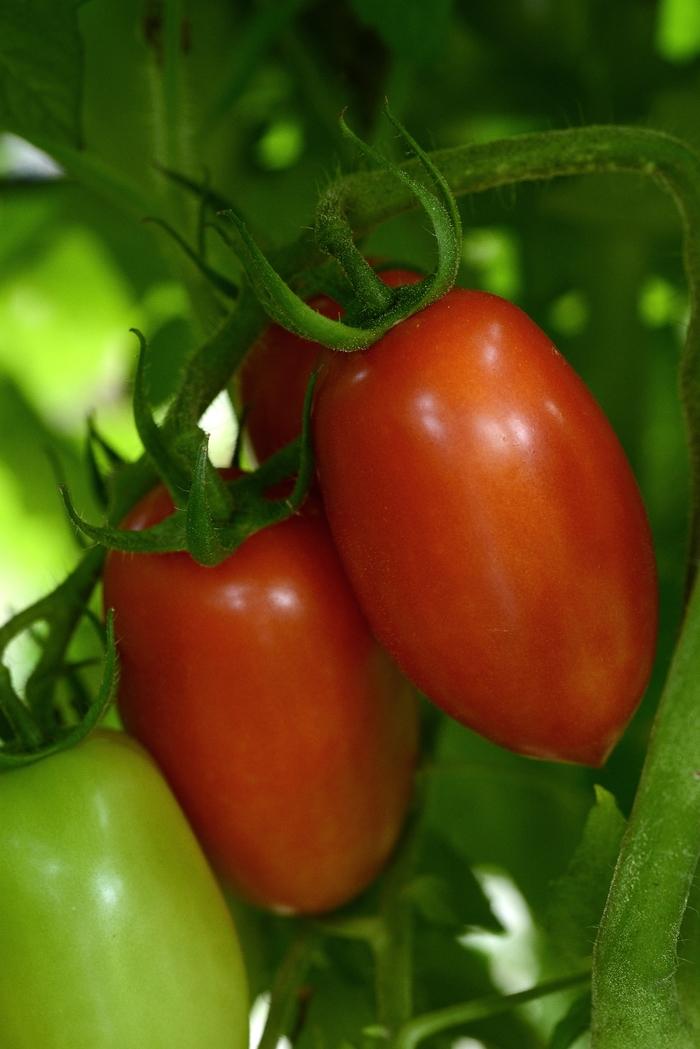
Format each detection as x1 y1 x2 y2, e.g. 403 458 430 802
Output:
395 972 590 1049
257 928 317 1049
147 0 218 335
373 908 413 1038
165 287 268 432
591 577 700 1048
372 821 420 1037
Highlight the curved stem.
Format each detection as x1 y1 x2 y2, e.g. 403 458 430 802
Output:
372 818 420 1037
395 971 590 1049
257 928 317 1049
165 287 268 432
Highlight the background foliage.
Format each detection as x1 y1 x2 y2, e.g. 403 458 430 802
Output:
1 2 699 1047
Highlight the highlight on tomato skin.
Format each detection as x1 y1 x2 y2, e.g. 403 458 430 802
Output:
239 267 422 462
313 288 659 767
103 483 419 915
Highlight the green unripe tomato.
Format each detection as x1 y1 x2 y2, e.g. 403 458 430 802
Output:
0 730 249 1049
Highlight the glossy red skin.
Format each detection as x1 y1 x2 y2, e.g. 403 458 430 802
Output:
313 290 658 766
240 269 421 461
103 489 418 914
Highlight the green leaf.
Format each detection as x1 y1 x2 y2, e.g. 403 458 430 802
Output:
546 786 626 964
422 718 593 916
349 0 453 64
412 929 543 1047
0 0 85 145
549 991 591 1049
295 937 376 1049
60 482 187 553
131 328 193 500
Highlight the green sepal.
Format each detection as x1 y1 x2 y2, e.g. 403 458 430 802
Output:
131 328 192 499
209 223 353 310
44 444 89 550
221 111 462 352
84 427 109 510
231 404 249 469
384 103 462 259
60 374 316 566
84 415 125 512
185 373 317 565
171 426 234 521
289 368 317 504
185 437 234 567
87 415 124 468
0 612 119 771
196 168 212 256
60 482 187 554
0 665 43 751
221 206 377 350
339 106 461 316
144 216 238 299
314 191 394 318
156 162 234 215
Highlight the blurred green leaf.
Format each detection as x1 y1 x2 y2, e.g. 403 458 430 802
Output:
413 929 543 1048
0 0 85 145
0 224 135 424
549 991 591 1049
656 0 700 63
145 316 196 406
408 828 502 933
422 719 593 915
295 937 375 1049
349 0 453 64
545 787 625 965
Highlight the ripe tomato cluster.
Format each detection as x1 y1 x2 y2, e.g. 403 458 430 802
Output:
104 274 658 917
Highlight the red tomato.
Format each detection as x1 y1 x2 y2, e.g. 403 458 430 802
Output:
313 290 658 766
240 268 420 461
103 487 418 914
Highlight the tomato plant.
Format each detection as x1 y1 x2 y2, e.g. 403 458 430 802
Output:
313 289 658 766
7 5 700 1043
0 730 248 1049
103 485 418 914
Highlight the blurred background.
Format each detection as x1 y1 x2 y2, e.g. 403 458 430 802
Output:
1 2 699 1044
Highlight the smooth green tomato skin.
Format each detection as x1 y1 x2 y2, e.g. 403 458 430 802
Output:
0 730 249 1049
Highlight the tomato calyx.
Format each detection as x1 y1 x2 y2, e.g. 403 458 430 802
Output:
61 370 317 567
0 610 118 771
220 106 462 352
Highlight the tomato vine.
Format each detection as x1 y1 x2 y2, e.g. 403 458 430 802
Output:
2 120 700 1049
